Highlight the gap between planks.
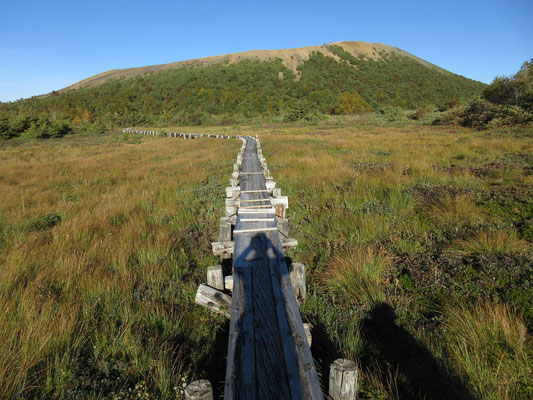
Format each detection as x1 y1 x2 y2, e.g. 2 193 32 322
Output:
233 227 278 234
240 218 275 222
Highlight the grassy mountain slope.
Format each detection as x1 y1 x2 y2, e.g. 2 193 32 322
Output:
62 41 448 91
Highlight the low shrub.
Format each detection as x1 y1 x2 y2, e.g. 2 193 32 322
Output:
84 120 108 134
440 99 533 129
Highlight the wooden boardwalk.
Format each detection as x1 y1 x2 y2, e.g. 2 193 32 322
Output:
225 138 322 400
125 128 330 399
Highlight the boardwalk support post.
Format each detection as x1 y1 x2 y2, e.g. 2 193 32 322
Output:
184 379 213 400
219 218 233 241
224 275 234 291
289 262 306 301
206 265 224 290
329 358 358 400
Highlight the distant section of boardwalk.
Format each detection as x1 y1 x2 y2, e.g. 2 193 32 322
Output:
225 137 322 399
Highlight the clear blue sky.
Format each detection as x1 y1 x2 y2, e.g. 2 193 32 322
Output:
1 0 532 102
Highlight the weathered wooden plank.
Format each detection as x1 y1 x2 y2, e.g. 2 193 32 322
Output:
233 227 278 234
219 218 233 242
225 275 234 291
303 323 312 347
288 262 307 301
195 284 231 317
238 208 276 214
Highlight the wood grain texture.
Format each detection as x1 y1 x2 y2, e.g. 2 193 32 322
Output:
329 359 358 400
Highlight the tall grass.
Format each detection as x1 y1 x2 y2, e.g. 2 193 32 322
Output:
449 229 530 254
444 302 531 399
323 245 391 306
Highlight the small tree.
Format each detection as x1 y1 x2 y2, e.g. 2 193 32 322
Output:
483 59 533 112
86 119 107 134
334 91 372 114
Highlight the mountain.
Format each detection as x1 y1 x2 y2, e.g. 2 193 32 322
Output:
2 41 486 133
64 41 449 91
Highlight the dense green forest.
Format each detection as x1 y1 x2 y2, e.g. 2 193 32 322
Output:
0 48 487 138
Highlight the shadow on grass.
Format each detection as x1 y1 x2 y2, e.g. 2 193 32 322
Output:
203 319 230 399
361 302 474 400
307 321 342 394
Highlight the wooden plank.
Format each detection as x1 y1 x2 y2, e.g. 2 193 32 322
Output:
195 284 231 317
207 265 224 290
329 359 358 400
212 237 297 257
184 380 213 400
239 199 271 203
238 209 276 214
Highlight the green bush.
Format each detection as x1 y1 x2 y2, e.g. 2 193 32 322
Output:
24 116 73 138
408 105 431 120
85 120 108 134
334 91 372 114
440 99 533 129
483 59 533 112
27 214 62 231
0 113 74 139
283 101 318 122
0 114 12 139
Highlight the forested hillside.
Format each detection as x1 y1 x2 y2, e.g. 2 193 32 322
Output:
1 44 485 137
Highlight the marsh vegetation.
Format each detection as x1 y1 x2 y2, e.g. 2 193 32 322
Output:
0 122 531 399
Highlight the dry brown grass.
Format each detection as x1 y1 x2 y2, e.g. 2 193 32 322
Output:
0 132 239 398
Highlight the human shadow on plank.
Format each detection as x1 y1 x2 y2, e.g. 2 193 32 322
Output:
225 232 322 399
361 302 475 400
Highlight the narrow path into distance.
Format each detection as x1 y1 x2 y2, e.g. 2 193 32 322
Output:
125 128 322 399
